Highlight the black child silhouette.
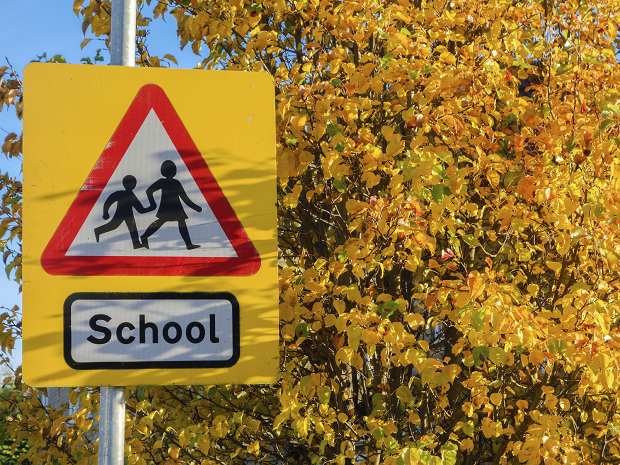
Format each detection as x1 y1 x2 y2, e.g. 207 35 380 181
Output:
140 160 203 250
94 175 153 249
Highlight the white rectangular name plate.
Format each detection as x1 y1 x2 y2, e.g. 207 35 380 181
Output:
64 292 239 369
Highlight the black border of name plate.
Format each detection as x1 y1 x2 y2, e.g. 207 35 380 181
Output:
64 292 240 370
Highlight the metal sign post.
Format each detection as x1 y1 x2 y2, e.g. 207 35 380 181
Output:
100 1 135 464
99 386 126 465
110 0 136 68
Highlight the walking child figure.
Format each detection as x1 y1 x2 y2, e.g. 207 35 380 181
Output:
141 160 203 250
94 174 153 249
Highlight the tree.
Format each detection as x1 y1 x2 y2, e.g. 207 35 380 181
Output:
0 381 32 465
3 0 620 463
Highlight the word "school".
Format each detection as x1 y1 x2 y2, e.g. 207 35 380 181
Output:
87 314 221 345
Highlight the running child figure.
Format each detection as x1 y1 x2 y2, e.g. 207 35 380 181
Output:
141 160 203 250
94 174 153 249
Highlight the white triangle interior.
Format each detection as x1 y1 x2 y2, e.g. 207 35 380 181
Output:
66 109 238 258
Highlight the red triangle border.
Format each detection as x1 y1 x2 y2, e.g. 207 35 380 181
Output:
41 84 261 277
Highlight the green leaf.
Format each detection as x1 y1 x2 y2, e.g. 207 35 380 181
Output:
603 103 620 114
420 451 432 465
420 65 436 73
378 300 399 319
471 307 485 331
94 49 104 62
319 440 328 455
594 205 606 218
330 78 342 86
503 169 521 188
318 385 331 403
377 28 389 39
403 152 417 181
432 164 450 180
335 141 345 152
512 59 531 69
334 177 347 193
462 420 475 437
431 184 452 205
372 427 385 439
462 234 480 247
457 301 472 317
557 339 568 355
432 184 445 204
472 346 489 366
557 63 572 75
583 56 602 65
539 106 551 118
441 442 458 465
548 339 558 354
295 323 309 338
5 260 18 280
379 52 396 67
394 385 414 403
326 123 343 136
566 136 575 152
488 346 507 364
285 134 298 146
436 150 452 163
337 250 348 263
385 437 399 454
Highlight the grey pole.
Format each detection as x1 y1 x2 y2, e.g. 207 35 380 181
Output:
99 387 126 465
99 1 135 464
110 0 137 67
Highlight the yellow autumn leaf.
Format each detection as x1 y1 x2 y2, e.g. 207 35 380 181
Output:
442 364 459 383
487 169 500 189
248 441 260 455
468 274 485 301
460 438 474 452
455 291 470 308
394 386 415 403
73 0 83 16
283 184 303 208
444 115 456 127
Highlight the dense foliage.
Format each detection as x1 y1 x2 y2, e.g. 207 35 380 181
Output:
0 383 31 465
3 0 620 463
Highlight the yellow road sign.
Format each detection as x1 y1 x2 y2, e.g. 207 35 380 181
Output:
23 63 278 386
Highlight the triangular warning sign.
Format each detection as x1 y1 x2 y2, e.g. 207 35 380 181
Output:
41 84 260 277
